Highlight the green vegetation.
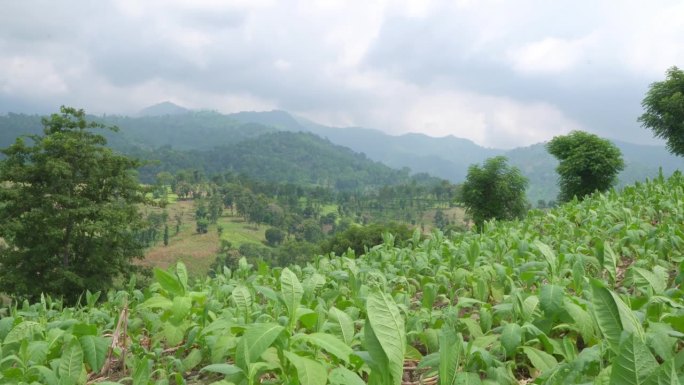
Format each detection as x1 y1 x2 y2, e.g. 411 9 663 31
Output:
639 66 684 156
320 222 414 256
2 170 684 384
2 111 680 203
547 131 625 203
0 107 147 303
131 131 425 190
1 101 682 384
461 156 528 230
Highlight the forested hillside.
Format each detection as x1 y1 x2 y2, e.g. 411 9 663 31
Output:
0 113 428 190
2 169 682 384
241 111 683 202
0 111 276 151
1 108 680 202
130 131 426 189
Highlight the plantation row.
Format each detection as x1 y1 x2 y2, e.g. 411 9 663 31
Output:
1 172 684 384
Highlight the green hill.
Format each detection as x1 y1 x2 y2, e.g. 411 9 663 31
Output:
231 110 683 202
2 167 683 384
137 101 191 116
133 131 420 189
2 109 680 201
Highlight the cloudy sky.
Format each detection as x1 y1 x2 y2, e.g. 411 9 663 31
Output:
1 0 683 148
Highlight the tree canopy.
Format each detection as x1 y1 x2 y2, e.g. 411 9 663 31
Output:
460 156 528 230
638 66 684 156
0 107 147 302
546 131 624 202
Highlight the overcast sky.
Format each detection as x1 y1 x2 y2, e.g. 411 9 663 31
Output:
1 0 682 148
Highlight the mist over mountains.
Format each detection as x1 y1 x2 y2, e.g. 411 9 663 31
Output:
1 102 680 202
213 105 681 202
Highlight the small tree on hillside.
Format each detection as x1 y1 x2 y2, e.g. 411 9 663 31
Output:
265 227 285 246
546 131 624 202
461 156 528 231
638 66 684 156
0 106 147 302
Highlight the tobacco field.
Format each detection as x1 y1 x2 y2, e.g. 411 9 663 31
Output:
1 173 684 384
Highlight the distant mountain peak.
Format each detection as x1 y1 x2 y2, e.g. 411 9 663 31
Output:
228 110 303 131
138 101 191 117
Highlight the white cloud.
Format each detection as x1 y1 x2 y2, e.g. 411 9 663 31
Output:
509 35 595 74
0 56 69 96
0 0 680 147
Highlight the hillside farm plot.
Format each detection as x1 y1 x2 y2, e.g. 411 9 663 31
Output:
2 173 684 384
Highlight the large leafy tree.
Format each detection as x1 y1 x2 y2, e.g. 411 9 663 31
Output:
461 156 528 230
546 130 624 202
0 107 147 302
638 66 684 156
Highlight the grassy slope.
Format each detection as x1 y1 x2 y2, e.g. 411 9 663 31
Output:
141 199 465 276
142 200 267 276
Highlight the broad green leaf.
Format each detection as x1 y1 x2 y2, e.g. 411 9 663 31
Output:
232 285 252 317
454 372 482 385
235 323 284 371
609 333 658 385
439 327 462 385
521 346 557 374
71 323 97 337
591 280 623 353
254 285 281 304
458 318 483 339
58 339 83 384
27 340 48 365
603 242 618 283
328 307 355 346
609 290 644 339
247 361 277 385
522 295 540 322
293 333 353 363
170 295 192 323
132 358 151 385
563 299 596 342
79 335 108 372
175 261 189 291
534 240 557 277
32 365 58 385
210 334 233 363
329 367 366 385
366 290 405 385
595 366 612 385
154 268 184 297
500 323 522 359
182 348 203 372
138 295 173 310
363 320 391 385
296 307 318 330
162 321 185 346
281 267 303 330
0 317 14 341
646 357 680 385
4 321 44 345
645 322 678 361
632 267 666 295
283 351 328 385
201 363 245 376
539 285 564 318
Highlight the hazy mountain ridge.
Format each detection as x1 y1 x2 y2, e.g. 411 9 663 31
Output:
1 105 680 202
233 110 682 202
0 111 427 189
138 101 191 116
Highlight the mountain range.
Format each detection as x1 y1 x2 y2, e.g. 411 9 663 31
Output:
1 102 680 202
217 106 681 202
